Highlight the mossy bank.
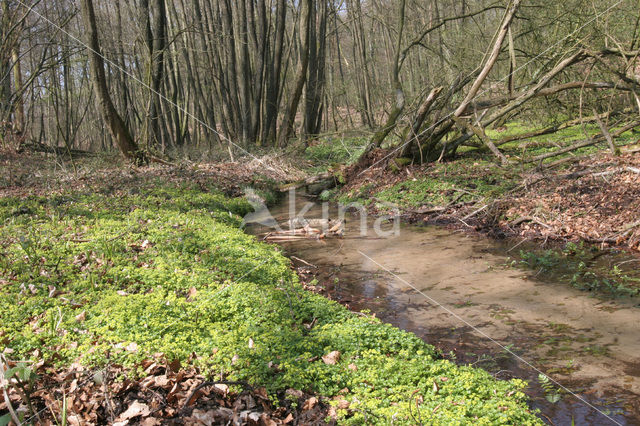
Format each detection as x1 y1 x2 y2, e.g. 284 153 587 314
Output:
0 181 541 424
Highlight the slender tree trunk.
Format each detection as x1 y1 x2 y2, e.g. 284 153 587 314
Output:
80 0 146 163
11 45 24 135
264 0 286 144
355 0 406 166
304 0 327 140
0 0 12 133
278 0 312 147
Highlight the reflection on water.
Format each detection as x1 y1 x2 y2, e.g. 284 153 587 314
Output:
247 194 640 425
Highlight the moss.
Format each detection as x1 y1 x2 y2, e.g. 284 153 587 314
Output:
0 183 540 424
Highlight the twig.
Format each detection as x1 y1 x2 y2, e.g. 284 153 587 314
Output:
0 355 22 426
462 204 488 221
511 216 551 229
507 238 528 252
290 255 317 268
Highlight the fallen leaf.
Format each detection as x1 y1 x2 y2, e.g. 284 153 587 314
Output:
115 401 151 422
187 286 197 302
264 413 281 425
322 350 341 365
75 311 86 322
337 399 350 409
48 285 62 298
214 383 229 394
303 397 318 411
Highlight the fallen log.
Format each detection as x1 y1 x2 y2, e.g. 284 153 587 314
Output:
526 120 640 163
279 172 337 195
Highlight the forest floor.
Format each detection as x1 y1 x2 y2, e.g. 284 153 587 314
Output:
0 150 540 425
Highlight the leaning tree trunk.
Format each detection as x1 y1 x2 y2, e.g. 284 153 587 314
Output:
80 0 146 164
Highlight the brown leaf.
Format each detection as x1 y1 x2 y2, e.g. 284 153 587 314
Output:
115 401 151 422
75 311 86 322
187 286 198 302
168 358 181 372
263 412 281 426
322 350 341 365
303 397 318 411
337 399 350 410
188 408 233 424
48 285 62 298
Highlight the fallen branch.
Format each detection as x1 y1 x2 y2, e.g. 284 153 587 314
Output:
593 109 619 155
453 117 508 165
511 216 551 229
290 255 317 268
526 120 640 163
463 204 488 221
279 172 336 192
405 206 446 215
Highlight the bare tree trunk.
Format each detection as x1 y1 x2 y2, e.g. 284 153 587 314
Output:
453 0 522 118
354 0 406 167
0 0 13 136
11 42 24 135
400 86 443 158
278 0 312 147
304 0 328 140
80 0 146 163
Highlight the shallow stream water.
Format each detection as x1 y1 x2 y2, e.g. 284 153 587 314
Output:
247 193 640 425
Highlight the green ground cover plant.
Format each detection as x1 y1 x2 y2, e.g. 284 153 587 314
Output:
0 182 540 424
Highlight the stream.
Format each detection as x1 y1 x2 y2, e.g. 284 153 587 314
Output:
247 192 640 425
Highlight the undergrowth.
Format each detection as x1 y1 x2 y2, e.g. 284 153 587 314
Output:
0 182 540 424
304 136 367 173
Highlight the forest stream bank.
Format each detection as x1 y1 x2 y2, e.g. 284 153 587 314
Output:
247 191 640 425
